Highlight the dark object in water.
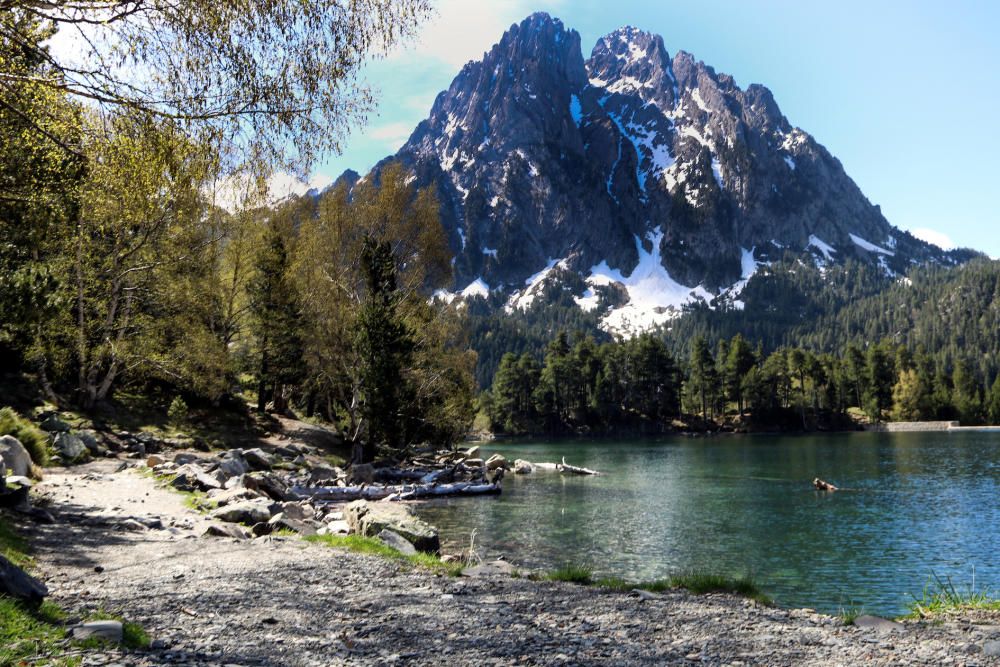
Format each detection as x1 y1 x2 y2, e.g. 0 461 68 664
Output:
813 477 838 492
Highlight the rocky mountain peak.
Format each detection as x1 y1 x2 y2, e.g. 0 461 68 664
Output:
356 14 968 337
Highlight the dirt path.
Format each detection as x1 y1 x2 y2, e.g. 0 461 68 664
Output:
17 460 1000 666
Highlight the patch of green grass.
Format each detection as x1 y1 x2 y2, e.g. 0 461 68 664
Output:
134 467 213 513
0 597 77 666
0 520 32 569
305 534 463 576
539 565 770 605
0 405 50 467
545 565 594 585
666 573 770 604
904 572 1000 619
83 611 151 649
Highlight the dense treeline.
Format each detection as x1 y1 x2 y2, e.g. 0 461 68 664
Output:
482 331 1000 435
468 254 1000 400
0 4 476 460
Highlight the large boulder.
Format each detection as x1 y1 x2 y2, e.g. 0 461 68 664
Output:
172 464 222 492
52 432 87 462
345 500 440 554
214 450 249 481
377 529 417 556
485 454 507 471
513 459 533 474
38 414 70 433
243 448 276 471
0 435 32 477
0 554 48 603
76 430 106 455
210 500 272 525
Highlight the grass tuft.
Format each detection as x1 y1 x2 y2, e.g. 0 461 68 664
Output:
905 571 1000 619
305 533 464 576
539 564 770 605
545 565 594 585
0 406 50 468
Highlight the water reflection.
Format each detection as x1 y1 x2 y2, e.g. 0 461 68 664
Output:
415 432 1000 615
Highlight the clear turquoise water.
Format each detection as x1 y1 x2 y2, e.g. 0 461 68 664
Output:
414 431 1000 616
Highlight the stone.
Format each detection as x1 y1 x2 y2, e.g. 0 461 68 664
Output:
243 472 289 501
347 463 375 485
377 529 417 556
983 641 1000 657
461 560 517 578
513 459 533 474
215 451 249 480
243 448 276 470
38 414 70 432
210 500 272 525
77 430 106 454
268 515 317 536
203 524 251 539
345 500 440 553
52 432 87 462
0 435 32 477
70 620 123 643
146 454 165 467
0 554 48 603
172 464 221 492
173 453 200 465
206 486 264 506
309 464 341 484
853 615 904 633
320 520 350 535
485 454 507 470
277 502 315 521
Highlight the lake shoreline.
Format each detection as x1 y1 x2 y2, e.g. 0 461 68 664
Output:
14 458 1000 665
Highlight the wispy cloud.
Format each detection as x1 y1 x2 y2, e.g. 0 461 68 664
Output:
391 0 568 69
267 172 334 200
911 227 955 250
368 122 417 151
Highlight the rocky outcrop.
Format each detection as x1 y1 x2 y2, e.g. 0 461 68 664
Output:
342 12 973 336
345 500 440 554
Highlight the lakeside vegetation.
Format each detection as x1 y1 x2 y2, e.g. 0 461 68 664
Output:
480 330 1000 436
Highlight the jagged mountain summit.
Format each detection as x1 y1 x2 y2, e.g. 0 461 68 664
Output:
347 12 968 336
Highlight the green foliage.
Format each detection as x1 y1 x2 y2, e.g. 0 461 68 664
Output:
545 565 594 584
167 396 189 425
905 572 1000 619
305 534 463 576
0 407 49 467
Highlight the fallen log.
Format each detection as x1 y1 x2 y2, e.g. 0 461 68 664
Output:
556 457 601 476
291 480 501 502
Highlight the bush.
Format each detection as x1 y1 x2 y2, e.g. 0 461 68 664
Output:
0 407 50 467
167 396 189 425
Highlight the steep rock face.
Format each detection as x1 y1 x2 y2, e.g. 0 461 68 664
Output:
350 12 965 335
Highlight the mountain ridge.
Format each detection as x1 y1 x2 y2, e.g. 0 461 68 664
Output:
339 12 976 336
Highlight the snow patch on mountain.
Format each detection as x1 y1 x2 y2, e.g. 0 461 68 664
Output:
808 235 836 262
849 233 894 256
583 227 713 336
507 257 569 312
569 94 583 126
462 278 490 299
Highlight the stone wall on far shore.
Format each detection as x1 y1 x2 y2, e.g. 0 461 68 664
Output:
866 421 959 432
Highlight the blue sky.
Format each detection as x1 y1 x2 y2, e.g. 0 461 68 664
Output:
305 0 1000 257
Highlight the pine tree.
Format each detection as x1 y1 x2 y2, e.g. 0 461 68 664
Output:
355 235 415 459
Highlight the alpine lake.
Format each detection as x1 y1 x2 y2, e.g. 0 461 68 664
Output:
414 431 1000 617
